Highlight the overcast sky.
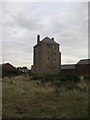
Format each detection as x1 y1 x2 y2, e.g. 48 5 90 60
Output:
1 2 88 68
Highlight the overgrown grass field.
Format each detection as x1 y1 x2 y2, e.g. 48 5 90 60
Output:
2 75 88 118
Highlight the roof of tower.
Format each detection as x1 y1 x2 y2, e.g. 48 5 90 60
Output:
41 37 59 45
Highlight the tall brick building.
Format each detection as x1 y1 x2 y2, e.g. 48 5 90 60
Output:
31 35 61 74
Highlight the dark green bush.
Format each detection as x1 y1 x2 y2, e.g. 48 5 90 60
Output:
84 75 90 80
65 73 80 82
2 68 19 78
30 74 43 80
30 73 80 85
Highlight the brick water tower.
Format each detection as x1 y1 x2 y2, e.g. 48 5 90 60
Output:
31 35 61 74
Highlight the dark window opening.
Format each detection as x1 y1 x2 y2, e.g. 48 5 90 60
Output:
47 58 49 63
53 52 56 55
53 58 55 64
47 44 50 48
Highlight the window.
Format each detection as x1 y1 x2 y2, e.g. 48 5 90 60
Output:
47 58 49 63
53 45 56 49
53 58 55 64
47 44 50 48
53 52 55 55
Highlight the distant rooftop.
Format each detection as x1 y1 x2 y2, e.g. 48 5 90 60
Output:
77 59 90 65
41 37 59 45
61 64 75 70
1 63 15 70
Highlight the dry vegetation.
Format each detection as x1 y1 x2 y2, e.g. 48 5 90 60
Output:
2 74 88 119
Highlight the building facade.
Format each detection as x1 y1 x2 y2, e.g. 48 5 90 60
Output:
75 59 90 75
31 35 61 74
61 64 75 74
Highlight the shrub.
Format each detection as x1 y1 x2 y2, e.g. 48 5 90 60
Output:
2 68 19 78
30 73 80 86
62 73 80 83
30 74 43 80
84 75 90 80
59 75 67 81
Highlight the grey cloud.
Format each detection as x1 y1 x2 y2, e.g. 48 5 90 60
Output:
11 14 42 31
2 2 88 68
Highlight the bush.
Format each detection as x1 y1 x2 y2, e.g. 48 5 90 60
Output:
30 74 43 80
30 73 80 83
84 75 90 80
2 68 19 78
53 73 80 83
65 73 80 83
29 73 80 91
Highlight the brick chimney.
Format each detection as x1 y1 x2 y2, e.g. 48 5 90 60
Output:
37 35 40 44
52 37 54 41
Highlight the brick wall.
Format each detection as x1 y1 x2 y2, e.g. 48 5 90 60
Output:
32 40 61 74
75 64 90 75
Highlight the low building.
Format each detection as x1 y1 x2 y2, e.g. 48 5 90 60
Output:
1 63 17 77
75 59 90 75
2 63 15 71
61 64 75 73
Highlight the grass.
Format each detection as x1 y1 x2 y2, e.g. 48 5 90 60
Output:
2 75 88 118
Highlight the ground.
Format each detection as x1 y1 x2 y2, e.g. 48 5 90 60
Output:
2 75 88 118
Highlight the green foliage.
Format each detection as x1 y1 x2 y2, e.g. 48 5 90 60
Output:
84 75 90 80
30 74 43 80
2 67 28 78
65 73 80 82
30 73 80 84
2 68 18 78
30 73 81 91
